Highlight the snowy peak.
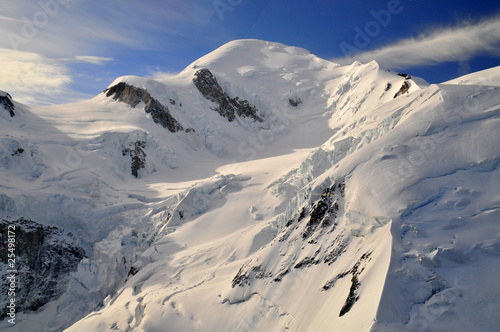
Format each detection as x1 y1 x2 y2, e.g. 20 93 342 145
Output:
2 39 499 332
444 65 500 86
102 39 429 142
180 39 318 76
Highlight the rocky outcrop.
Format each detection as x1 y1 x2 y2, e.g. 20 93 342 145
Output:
104 83 183 133
397 72 412 79
0 92 15 117
288 97 302 108
0 219 85 317
231 182 347 289
193 69 263 122
394 81 410 98
122 140 147 178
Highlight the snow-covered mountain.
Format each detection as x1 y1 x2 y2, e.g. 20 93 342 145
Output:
0 39 499 332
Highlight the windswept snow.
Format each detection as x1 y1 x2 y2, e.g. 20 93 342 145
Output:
0 40 499 332
444 65 500 86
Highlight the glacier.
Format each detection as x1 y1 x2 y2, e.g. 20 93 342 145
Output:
0 39 499 331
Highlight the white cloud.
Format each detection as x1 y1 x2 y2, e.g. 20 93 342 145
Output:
333 16 500 69
72 56 114 65
0 1 216 105
0 48 72 105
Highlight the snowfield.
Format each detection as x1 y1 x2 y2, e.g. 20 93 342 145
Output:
0 39 499 332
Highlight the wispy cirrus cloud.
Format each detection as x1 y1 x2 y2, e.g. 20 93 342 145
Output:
0 0 214 56
333 15 500 69
71 56 115 65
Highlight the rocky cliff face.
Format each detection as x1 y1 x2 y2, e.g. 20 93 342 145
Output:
0 219 85 317
227 182 373 317
0 92 15 117
104 83 184 133
193 69 263 122
393 80 410 98
122 140 147 178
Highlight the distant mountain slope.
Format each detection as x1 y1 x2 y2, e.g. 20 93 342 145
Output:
444 65 500 86
0 40 499 332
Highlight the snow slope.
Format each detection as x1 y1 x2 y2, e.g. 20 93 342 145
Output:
0 40 499 332
445 65 500 86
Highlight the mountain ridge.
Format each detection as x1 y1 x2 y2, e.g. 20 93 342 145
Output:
1 39 499 332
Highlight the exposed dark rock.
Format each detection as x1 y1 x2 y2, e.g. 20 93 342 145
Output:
105 82 145 107
231 262 270 288
128 266 140 277
384 82 392 92
251 265 266 279
288 97 302 107
12 148 24 156
294 257 317 269
337 251 372 316
279 206 308 242
232 261 252 288
394 81 410 98
323 236 349 265
272 268 289 282
339 274 360 316
304 199 328 237
302 184 342 239
397 72 412 79
104 83 183 133
0 218 85 316
338 182 346 197
231 182 346 289
322 271 349 291
322 251 372 299
193 69 263 122
122 141 146 178
1 92 15 117
320 252 373 317
298 206 307 221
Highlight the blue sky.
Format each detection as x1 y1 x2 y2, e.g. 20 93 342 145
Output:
1 0 500 105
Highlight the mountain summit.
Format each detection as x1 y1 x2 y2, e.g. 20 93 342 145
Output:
1 40 499 332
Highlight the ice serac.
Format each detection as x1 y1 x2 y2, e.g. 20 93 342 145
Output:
193 68 263 122
104 82 184 132
0 219 85 317
0 91 15 117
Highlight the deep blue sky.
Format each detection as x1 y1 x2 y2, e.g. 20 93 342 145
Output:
2 0 500 104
